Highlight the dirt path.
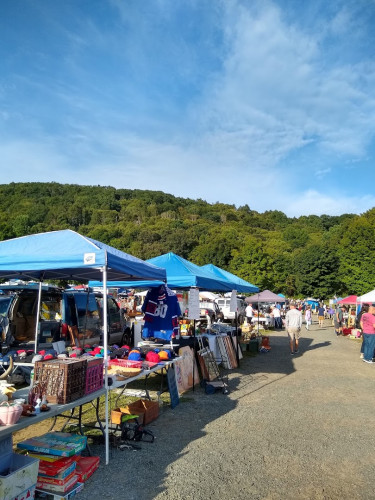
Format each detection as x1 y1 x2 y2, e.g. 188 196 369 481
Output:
45 320 375 499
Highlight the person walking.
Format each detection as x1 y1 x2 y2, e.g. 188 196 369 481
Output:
245 303 253 326
357 304 369 359
360 304 375 364
334 305 345 336
317 303 325 328
285 302 303 354
272 306 282 329
305 306 312 330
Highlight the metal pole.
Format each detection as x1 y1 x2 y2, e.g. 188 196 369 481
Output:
192 319 196 392
34 280 43 354
102 264 109 465
235 310 240 367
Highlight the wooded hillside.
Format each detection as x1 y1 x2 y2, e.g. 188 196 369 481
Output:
0 182 373 299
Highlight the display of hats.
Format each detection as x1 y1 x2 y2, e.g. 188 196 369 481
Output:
44 354 54 360
158 350 170 361
46 349 57 357
145 351 160 363
128 350 142 361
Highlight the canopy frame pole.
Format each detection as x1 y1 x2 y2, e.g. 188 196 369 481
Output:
34 278 44 354
102 263 110 466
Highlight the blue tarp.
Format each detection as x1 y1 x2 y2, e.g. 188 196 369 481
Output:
200 264 258 293
90 252 234 291
0 229 166 282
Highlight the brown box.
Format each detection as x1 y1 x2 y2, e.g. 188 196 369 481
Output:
111 399 159 426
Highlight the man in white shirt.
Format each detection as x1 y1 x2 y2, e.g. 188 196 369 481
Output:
285 302 303 355
272 306 282 329
245 303 253 325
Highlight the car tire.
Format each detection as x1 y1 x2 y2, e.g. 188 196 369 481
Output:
121 327 132 347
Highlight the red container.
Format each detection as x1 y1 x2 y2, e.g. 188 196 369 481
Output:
85 358 104 395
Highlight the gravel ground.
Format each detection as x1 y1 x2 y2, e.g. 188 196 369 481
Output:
78 320 375 500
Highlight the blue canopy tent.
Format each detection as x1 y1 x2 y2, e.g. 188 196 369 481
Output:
90 252 234 292
200 264 258 293
0 229 166 465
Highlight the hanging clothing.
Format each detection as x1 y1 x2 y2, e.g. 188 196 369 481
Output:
142 285 181 341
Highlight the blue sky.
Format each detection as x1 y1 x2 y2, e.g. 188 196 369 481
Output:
1 0 375 217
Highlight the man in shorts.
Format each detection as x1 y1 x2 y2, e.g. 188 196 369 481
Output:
334 305 345 336
285 302 303 354
317 303 325 328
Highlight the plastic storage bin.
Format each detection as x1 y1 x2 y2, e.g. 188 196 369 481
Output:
0 452 39 500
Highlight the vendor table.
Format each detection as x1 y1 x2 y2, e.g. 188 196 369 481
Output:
0 386 106 440
252 317 274 328
0 359 179 444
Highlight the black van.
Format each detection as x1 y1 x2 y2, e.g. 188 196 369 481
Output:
0 284 129 349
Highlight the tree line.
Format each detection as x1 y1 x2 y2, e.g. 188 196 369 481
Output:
0 182 373 299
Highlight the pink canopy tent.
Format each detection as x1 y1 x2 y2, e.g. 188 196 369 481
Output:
245 290 285 303
338 295 358 304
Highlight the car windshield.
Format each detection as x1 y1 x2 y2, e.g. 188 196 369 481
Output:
0 297 12 317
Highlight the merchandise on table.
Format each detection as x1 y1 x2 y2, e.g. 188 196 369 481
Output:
17 432 87 457
32 359 87 404
142 285 181 341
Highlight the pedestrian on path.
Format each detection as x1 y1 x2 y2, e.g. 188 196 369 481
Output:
285 302 303 354
272 306 282 329
334 305 345 335
305 306 312 330
360 304 375 364
317 303 325 328
357 304 369 359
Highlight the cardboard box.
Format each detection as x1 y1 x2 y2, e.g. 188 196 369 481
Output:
111 399 159 426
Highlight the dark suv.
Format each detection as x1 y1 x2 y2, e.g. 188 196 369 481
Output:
0 284 128 349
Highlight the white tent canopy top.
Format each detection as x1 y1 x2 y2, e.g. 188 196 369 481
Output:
358 289 375 303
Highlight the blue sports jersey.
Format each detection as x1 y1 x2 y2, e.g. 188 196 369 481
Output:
142 286 181 341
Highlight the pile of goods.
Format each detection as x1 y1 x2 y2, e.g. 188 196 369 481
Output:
107 347 175 381
17 432 99 498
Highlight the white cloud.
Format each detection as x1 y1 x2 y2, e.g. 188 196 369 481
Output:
283 190 375 217
315 168 332 179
